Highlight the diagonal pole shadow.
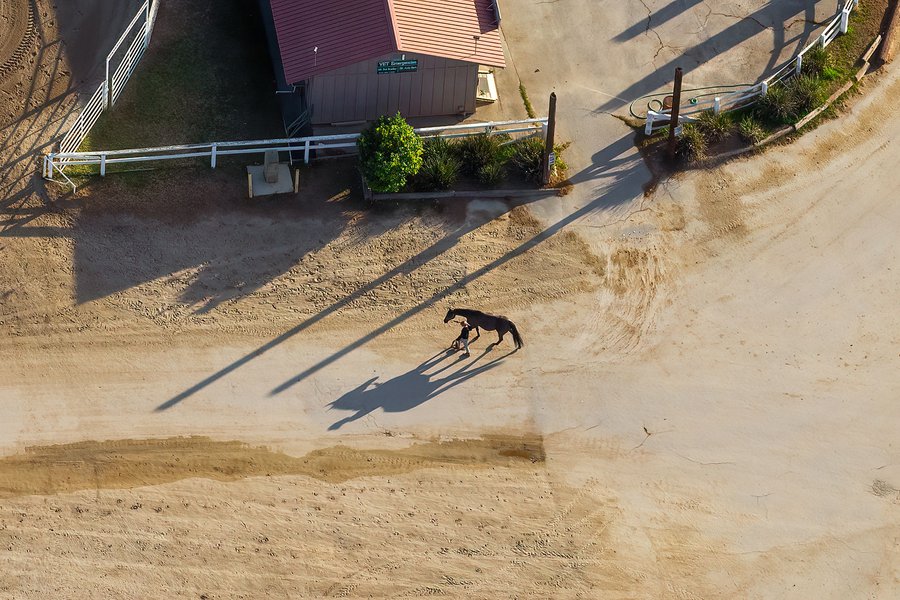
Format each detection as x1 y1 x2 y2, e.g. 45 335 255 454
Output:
267 179 643 396
154 220 477 411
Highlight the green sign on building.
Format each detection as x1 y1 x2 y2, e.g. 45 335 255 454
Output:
377 59 418 74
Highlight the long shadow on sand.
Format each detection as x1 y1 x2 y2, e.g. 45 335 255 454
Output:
327 347 515 430
157 129 649 411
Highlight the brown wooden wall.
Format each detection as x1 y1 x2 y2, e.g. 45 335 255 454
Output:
307 52 478 124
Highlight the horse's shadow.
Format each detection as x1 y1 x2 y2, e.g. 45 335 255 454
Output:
326 347 516 430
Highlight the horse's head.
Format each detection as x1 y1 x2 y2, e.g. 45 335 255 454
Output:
443 308 456 323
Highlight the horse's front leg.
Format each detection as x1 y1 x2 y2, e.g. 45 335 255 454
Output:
473 327 481 342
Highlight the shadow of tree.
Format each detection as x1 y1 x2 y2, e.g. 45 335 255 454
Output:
327 347 515 430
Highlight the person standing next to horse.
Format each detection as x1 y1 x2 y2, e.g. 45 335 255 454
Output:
454 319 473 357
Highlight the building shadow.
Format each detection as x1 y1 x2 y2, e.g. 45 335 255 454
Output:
326 347 514 430
69 161 369 309
600 0 823 113
53 0 145 87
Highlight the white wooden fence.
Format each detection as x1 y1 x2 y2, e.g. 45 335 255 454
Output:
643 0 861 134
51 0 155 184
42 118 548 187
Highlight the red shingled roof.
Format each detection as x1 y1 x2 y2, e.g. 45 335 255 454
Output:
270 0 505 85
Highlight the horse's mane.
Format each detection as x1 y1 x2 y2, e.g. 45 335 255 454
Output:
453 308 488 317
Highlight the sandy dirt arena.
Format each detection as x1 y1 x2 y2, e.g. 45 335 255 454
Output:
1 0 899 598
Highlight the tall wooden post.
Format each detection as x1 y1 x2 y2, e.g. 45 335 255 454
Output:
666 67 683 162
541 92 557 186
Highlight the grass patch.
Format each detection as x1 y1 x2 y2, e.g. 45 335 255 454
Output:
737 115 766 144
519 81 536 119
675 123 707 164
695 110 733 143
511 136 545 183
412 138 461 191
456 133 514 177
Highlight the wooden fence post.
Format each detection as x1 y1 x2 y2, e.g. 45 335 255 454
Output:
667 67 683 162
541 92 557 186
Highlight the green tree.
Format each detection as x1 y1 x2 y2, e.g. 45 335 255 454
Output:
357 113 424 193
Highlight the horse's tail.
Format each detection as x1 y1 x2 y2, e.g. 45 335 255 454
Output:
509 321 524 349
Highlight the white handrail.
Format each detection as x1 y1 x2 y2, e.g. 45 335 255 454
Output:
44 118 549 184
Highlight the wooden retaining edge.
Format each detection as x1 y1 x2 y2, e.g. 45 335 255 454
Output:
877 0 900 63
370 188 561 202
862 34 883 64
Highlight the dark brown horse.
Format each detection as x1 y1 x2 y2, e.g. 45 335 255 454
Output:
444 308 523 349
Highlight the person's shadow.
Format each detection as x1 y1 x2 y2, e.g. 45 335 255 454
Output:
326 346 515 430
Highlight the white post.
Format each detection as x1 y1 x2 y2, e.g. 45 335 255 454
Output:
820 33 827 48
761 81 768 96
211 144 217 168
795 54 803 75
104 62 110 109
645 112 655 135
713 97 721 114
840 8 849 34
304 139 310 164
143 1 151 49
100 154 107 176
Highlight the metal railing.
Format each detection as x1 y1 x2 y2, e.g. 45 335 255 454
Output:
56 1 155 158
42 118 549 186
643 0 860 134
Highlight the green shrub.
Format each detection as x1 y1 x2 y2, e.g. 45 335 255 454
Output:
675 123 707 164
357 112 423 193
737 115 766 144
789 74 826 117
821 65 843 81
695 110 732 143
756 84 800 124
801 46 829 77
511 136 545 183
413 137 461 190
756 75 827 124
477 160 506 187
456 133 512 175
